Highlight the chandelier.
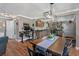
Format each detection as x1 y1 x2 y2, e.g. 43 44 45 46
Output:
43 3 55 20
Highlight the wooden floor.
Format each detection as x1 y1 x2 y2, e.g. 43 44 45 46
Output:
6 39 31 56
5 39 79 56
69 48 79 56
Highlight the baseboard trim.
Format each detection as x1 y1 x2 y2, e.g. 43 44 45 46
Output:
76 47 79 50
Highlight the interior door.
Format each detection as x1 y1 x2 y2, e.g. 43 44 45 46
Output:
6 20 15 38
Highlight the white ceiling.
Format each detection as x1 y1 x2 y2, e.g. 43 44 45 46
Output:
0 3 79 19
0 3 50 19
53 3 79 12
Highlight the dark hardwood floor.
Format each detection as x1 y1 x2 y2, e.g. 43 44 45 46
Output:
5 39 79 56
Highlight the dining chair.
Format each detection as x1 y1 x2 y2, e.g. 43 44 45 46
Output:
62 40 72 56
29 41 36 51
0 36 8 56
29 41 46 56
65 39 72 47
27 47 39 56
46 49 61 56
62 46 69 56
36 46 47 56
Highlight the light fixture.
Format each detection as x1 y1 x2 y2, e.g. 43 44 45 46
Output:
43 3 54 20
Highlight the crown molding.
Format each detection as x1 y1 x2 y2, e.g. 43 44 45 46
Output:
55 8 79 16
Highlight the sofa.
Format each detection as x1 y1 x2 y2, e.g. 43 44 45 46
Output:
0 36 8 55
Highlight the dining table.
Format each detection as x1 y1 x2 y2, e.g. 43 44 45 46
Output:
30 35 66 55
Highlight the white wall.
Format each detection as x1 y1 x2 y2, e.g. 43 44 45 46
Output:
62 22 75 37
16 16 49 31
76 13 79 50
14 16 34 39
56 15 75 37
16 16 34 32
56 15 75 21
